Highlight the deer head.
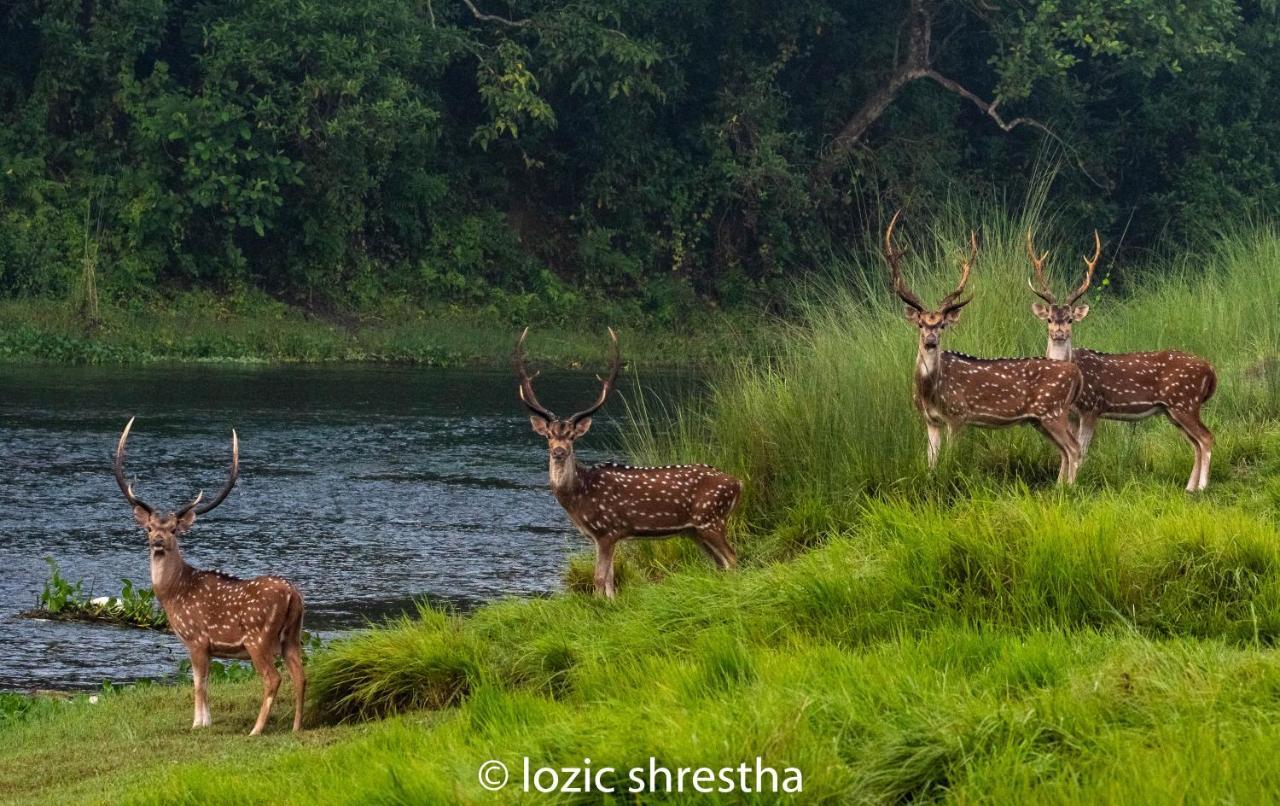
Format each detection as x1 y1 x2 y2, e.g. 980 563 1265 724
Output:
1027 228 1101 358
113 417 239 566
515 328 621 487
884 210 977 356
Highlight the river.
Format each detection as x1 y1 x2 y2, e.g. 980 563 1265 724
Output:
0 364 687 690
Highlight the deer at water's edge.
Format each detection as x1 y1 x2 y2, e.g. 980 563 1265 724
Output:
516 329 741 598
113 418 305 735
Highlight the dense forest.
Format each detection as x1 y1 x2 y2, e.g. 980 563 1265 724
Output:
1 0 1277 317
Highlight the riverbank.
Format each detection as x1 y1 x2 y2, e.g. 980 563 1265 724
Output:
7 218 1280 803
8 482 1280 803
0 293 765 368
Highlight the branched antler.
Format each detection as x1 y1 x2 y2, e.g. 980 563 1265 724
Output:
1026 228 1055 304
884 210 925 312
1066 231 1101 305
940 231 976 311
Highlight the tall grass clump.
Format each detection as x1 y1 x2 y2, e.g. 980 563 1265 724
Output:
308 486 1280 721
624 200 1280 547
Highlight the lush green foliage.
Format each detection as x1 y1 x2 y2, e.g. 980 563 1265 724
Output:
623 203 1280 543
27 558 168 630
0 291 765 366
3 1 1278 313
7 217 1280 802
11 491 1280 801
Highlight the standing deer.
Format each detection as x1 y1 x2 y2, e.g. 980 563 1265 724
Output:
1026 229 1217 490
113 417 305 735
516 328 742 598
884 211 1084 483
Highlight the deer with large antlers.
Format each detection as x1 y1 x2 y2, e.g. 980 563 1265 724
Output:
1026 230 1217 490
113 418 305 735
516 329 742 598
885 211 1083 483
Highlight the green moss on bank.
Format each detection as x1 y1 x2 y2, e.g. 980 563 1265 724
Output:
0 292 764 368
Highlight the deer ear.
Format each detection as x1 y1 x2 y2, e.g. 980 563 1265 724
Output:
572 417 593 437
1072 305 1090 321
132 506 152 527
904 307 921 324
1031 303 1052 321
942 307 964 324
176 509 196 534
529 416 552 436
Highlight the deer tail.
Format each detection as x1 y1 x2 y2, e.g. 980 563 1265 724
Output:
280 586 304 650
1202 366 1218 403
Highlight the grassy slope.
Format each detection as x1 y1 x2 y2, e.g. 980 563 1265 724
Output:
0 292 763 368
6 215 1280 804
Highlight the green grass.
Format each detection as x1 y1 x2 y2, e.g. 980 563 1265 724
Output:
8 209 1280 803
10 488 1280 802
0 290 767 368
622 203 1280 540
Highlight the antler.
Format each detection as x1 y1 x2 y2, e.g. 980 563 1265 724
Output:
1066 230 1101 306
884 209 925 312
514 327 556 421
939 230 976 311
568 328 622 425
1025 228 1056 304
178 430 239 517
113 417 153 514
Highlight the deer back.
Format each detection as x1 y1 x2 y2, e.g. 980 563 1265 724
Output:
920 352 1082 424
560 463 742 537
1074 349 1216 415
164 570 301 653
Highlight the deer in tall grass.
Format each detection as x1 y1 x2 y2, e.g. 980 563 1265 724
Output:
113 418 305 735
884 211 1084 483
516 328 741 598
1026 229 1217 490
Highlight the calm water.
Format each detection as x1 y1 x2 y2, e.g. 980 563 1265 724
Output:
0 364 687 690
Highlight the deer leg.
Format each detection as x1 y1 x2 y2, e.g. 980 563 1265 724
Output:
593 537 619 599
189 644 211 729
279 591 306 732
1185 408 1214 491
1198 422 1214 491
926 423 942 469
283 640 306 733
695 524 737 570
247 642 282 736
1076 412 1099 462
1039 416 1080 485
1167 408 1212 492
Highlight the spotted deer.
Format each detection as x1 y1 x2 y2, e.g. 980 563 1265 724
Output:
113 418 305 735
1026 229 1217 490
884 211 1083 483
516 328 741 598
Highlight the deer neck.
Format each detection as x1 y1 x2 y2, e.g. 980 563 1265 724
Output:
549 456 586 497
916 345 943 384
150 547 193 600
1046 337 1073 362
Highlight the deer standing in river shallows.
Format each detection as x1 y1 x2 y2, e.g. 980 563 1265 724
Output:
884 211 1084 484
113 418 305 735
516 329 742 598
1026 229 1217 490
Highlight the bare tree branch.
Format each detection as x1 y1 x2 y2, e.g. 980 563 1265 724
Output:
460 0 530 27
813 0 1105 189
921 70 1107 188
